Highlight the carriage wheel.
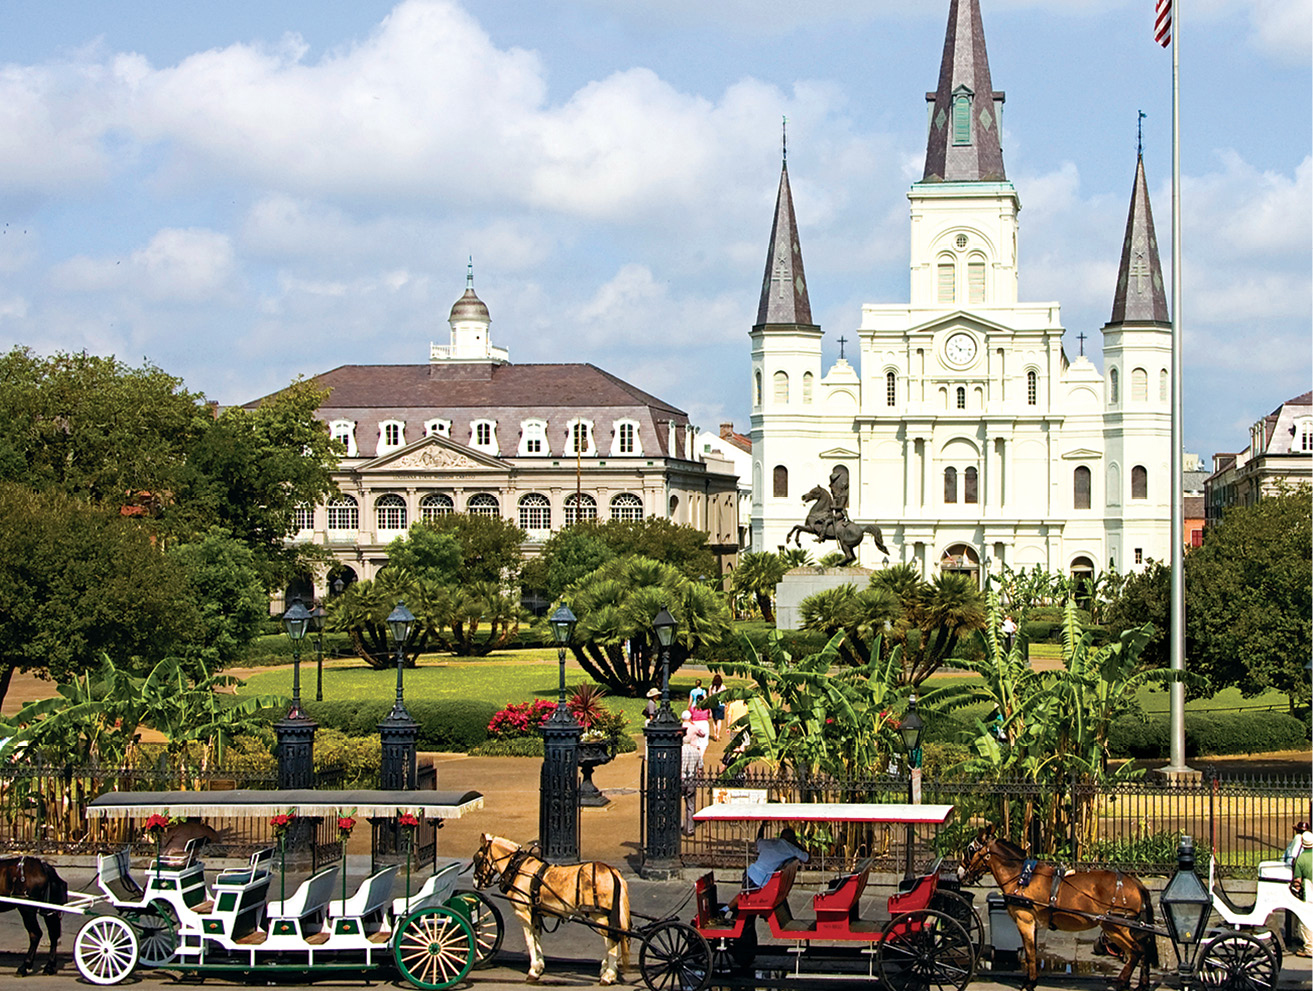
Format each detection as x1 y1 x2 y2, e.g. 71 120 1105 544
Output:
74 916 139 986
712 917 757 974
129 900 180 966
393 906 476 990
877 909 976 991
447 891 504 967
639 920 713 991
1193 930 1278 991
929 890 986 959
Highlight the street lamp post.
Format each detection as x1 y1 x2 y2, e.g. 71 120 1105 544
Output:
310 602 327 703
275 597 317 789
377 601 419 790
539 605 582 863
643 607 683 879
899 695 925 879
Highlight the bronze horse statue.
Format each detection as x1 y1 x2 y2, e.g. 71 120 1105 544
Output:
959 829 1158 990
0 856 68 976
785 486 889 565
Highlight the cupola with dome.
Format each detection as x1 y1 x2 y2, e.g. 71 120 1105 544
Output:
431 259 508 364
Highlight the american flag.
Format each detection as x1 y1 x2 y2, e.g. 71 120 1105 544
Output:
1154 0 1172 47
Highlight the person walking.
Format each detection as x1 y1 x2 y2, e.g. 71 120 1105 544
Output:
689 678 707 710
1293 830 1313 956
708 673 726 741
680 717 704 836
1001 614 1017 652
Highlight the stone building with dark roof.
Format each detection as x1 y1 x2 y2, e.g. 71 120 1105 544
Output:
1204 391 1313 528
257 267 740 595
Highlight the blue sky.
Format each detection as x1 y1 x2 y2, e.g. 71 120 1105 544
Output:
0 0 1307 458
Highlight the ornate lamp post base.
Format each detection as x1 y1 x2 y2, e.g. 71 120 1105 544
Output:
642 710 683 879
540 709 582 862
379 707 419 790
275 715 318 790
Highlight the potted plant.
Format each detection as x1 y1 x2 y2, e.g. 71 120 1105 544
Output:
568 684 625 806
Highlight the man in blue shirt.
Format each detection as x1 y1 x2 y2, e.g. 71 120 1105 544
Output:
744 824 809 889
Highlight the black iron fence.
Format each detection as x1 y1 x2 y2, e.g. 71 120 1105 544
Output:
679 768 1312 878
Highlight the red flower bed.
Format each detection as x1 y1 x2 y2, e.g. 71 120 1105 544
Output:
487 699 557 739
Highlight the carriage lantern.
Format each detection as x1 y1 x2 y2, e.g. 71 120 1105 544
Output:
1160 835 1212 974
898 697 925 755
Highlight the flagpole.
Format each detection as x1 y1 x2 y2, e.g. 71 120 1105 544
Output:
1166 0 1192 777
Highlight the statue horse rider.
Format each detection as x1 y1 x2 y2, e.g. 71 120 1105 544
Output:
786 465 890 566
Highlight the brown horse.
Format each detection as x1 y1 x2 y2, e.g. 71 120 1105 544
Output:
0 856 68 976
785 486 889 566
959 830 1157 990
472 834 630 984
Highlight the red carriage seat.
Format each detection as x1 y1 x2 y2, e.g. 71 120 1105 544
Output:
735 858 799 913
887 870 939 916
693 873 748 939
812 858 873 935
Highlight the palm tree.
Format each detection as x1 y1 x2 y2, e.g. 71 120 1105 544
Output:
778 547 814 569
800 583 901 666
731 551 786 623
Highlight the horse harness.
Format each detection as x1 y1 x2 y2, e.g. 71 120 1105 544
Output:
1008 856 1134 931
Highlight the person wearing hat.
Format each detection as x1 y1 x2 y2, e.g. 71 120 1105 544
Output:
642 688 660 725
1285 821 1311 865
1293 830 1313 956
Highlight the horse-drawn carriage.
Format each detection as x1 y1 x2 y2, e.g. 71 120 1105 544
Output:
0 789 503 989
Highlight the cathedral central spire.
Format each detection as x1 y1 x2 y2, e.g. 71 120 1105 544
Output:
923 0 1007 183
755 150 814 327
1109 153 1170 325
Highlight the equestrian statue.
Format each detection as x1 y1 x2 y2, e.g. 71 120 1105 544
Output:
785 466 889 566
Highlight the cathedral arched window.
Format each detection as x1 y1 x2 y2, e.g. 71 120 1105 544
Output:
952 92 972 145
754 371 762 407
1073 467 1091 510
1131 367 1148 403
944 466 958 504
964 466 978 504
967 256 986 304
802 371 814 404
1131 465 1148 500
956 386 966 410
773 370 789 404
772 465 788 498
1109 368 1119 405
1027 370 1037 406
376 494 407 532
937 258 956 304
886 371 897 407
1159 368 1169 402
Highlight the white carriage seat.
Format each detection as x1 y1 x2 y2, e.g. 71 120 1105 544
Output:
214 847 274 887
328 865 399 938
201 868 271 942
1257 859 1292 882
97 848 147 906
392 859 463 918
266 865 340 939
157 835 208 871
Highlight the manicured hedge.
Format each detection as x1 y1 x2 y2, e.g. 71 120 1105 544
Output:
303 698 499 752
1109 710 1309 758
470 734 639 758
708 628 850 666
240 632 357 665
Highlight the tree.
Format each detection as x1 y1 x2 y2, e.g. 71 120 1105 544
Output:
799 583 900 666
555 555 732 695
1184 488 1311 708
384 524 463 584
167 529 268 674
326 570 430 669
565 518 717 579
0 484 200 708
519 528 616 601
413 513 526 586
1104 561 1169 669
731 551 786 623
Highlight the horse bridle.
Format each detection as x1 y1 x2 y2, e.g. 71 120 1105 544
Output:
959 836 992 884
472 839 504 889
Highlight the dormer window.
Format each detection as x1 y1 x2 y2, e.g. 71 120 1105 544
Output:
470 419 498 455
952 86 973 146
612 419 642 456
377 419 406 456
329 420 357 457
424 419 451 438
519 419 549 456
566 418 595 457
1299 419 1313 453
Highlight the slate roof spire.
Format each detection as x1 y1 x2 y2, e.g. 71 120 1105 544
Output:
923 0 1007 183
1109 153 1171 324
755 136 814 327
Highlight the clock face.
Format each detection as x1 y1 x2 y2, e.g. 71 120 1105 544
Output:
945 332 978 366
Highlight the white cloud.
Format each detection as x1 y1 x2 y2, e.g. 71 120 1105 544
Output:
52 227 234 302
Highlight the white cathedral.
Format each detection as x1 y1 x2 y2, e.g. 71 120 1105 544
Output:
750 0 1172 584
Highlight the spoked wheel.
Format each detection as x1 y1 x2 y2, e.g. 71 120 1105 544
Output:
929 890 986 959
74 915 140 986
1193 930 1278 991
712 917 757 973
639 920 713 991
129 900 180 966
877 909 976 991
393 906 477 990
447 890 504 967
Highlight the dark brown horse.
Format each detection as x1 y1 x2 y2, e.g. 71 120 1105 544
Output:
959 829 1157 990
0 856 68 976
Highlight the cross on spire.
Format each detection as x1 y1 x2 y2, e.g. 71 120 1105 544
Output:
1076 331 1087 356
1137 110 1146 157
466 256 474 289
782 115 788 165
837 335 848 359
1129 252 1150 295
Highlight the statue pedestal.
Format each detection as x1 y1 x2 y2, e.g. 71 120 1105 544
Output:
775 566 874 631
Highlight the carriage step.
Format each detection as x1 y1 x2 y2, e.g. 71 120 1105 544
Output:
304 933 331 945
368 931 391 944
232 931 267 945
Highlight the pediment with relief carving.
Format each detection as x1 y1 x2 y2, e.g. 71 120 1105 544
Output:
359 437 502 473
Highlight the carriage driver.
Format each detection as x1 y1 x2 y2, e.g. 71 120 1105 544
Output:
744 822 810 890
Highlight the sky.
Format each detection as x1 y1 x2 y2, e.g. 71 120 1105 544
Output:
0 0 1308 459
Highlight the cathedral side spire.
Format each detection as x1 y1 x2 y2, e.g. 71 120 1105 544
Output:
755 157 814 327
923 0 1007 183
1109 154 1170 324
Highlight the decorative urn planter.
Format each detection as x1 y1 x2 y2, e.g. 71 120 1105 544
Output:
577 738 616 807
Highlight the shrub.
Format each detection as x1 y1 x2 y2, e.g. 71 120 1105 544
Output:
313 729 383 787
238 632 357 667
1020 620 1052 642
488 699 558 739
305 698 498 751
1108 711 1308 758
468 733 638 758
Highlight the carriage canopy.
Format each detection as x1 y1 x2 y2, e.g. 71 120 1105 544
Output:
85 789 484 820
693 801 954 824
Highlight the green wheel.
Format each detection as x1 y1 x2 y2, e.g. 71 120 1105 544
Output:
74 916 139 986
393 906 476 990
129 900 180 966
447 890 504 966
